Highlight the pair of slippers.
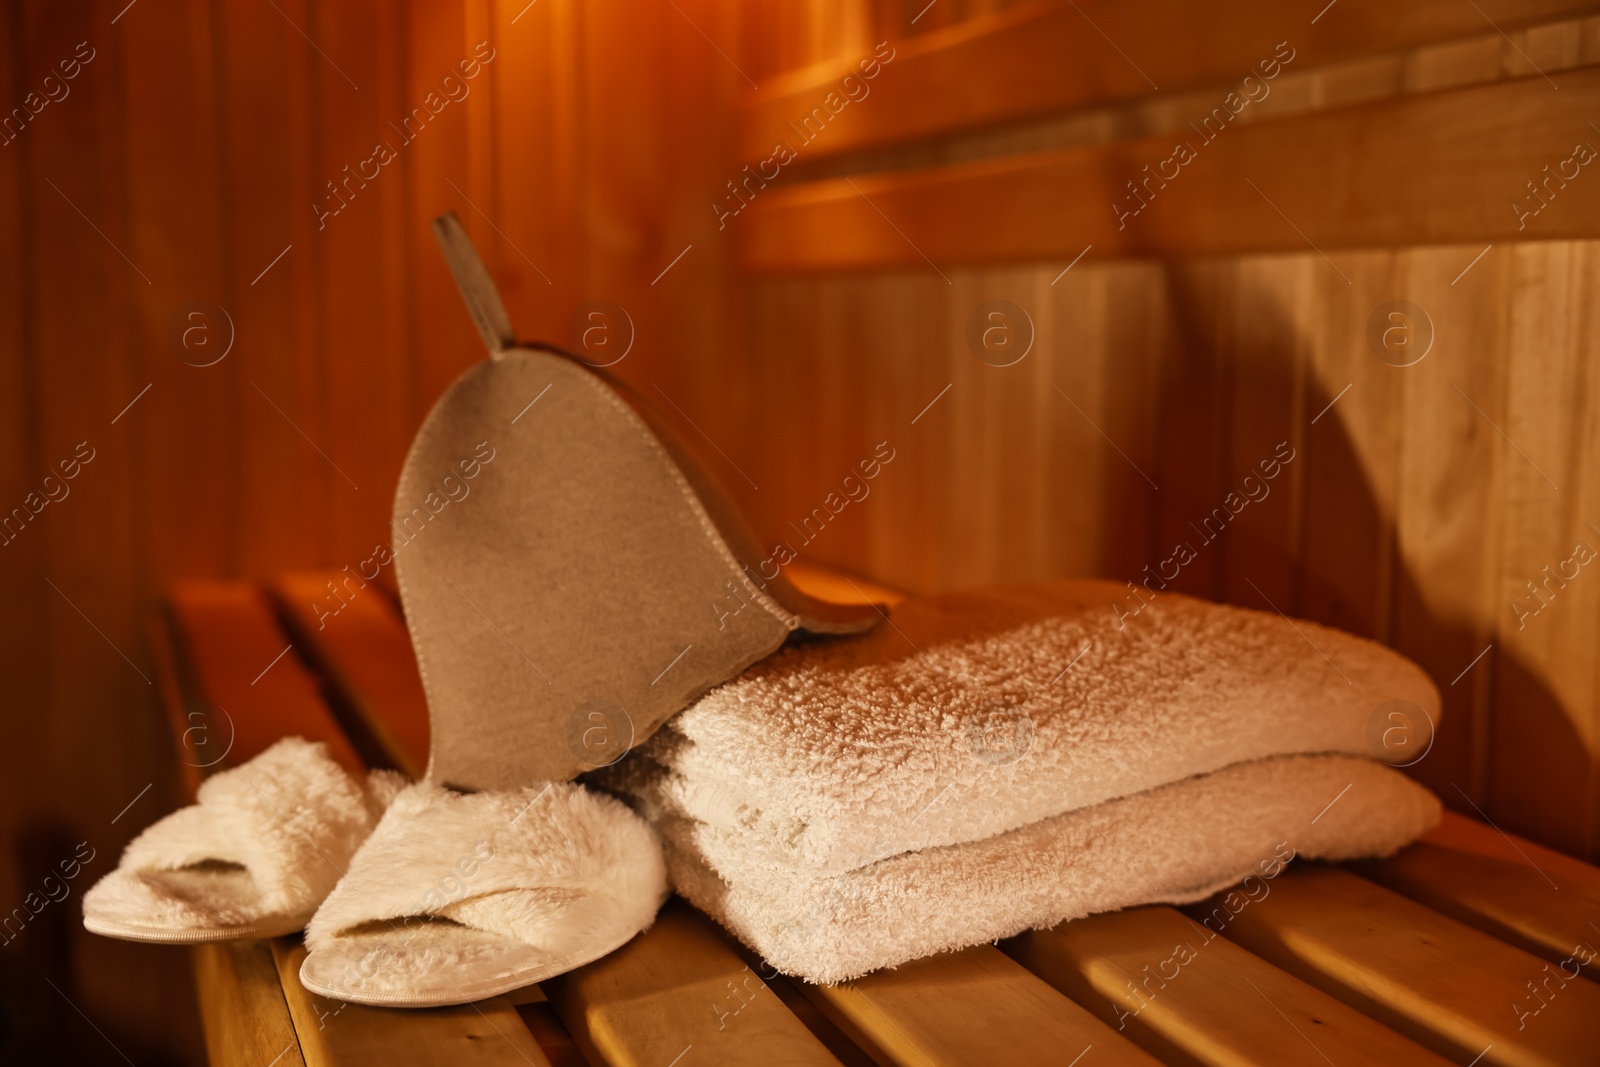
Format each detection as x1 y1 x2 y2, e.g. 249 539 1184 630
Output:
83 737 665 1006
83 215 880 1007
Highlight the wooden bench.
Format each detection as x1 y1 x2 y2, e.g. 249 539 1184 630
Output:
155 563 1600 1066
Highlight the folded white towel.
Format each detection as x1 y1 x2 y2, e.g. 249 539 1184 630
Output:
612 580 1438 876
660 754 1439 984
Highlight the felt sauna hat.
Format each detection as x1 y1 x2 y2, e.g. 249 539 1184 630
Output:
396 214 880 792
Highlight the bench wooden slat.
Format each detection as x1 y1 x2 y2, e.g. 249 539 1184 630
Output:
741 68 1600 272
543 900 843 1066
786 560 907 607
756 974 879 1067
740 0 1600 161
1354 812 1600 974
191 941 307 1067
515 1002 591 1067
154 597 312 1067
167 582 362 774
270 941 552 1067
269 571 431 778
801 944 1161 1066
1005 905 1452 1066
1208 865 1600 1065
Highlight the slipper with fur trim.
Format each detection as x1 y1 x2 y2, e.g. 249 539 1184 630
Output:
83 737 405 943
400 214 883 793
298 779 665 1007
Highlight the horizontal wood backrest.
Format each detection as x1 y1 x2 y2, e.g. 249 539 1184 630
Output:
736 1 1600 270
741 0 1600 162
744 69 1600 270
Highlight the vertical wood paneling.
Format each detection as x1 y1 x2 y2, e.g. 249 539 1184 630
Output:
121 0 236 580
221 0 328 574
10 5 203 1062
23 0 147 859
1152 261 1230 600
1492 243 1600 857
1390 246 1509 809
1217 257 1311 609
0 10 44 932
1042 264 1118 580
491 0 570 341
1297 252 1404 642
315 0 413 564
1089 262 1163 581
406 0 482 417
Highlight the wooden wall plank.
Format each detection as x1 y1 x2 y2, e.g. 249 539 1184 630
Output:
1490 242 1600 857
1389 245 1510 807
741 69 1600 272
489 0 569 341
405 0 486 422
1295 252 1403 643
739 0 1600 161
0 0 50 935
220 0 329 574
1216 257 1311 609
314 0 414 567
120 0 237 578
13 2 202 1062
1149 262 1230 600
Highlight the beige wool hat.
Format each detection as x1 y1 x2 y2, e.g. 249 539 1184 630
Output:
397 213 881 792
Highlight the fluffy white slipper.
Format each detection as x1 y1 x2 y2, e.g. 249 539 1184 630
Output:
299 780 666 1007
84 737 405 943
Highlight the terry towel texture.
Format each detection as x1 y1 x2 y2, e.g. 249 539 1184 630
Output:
607 579 1438 876
658 754 1440 984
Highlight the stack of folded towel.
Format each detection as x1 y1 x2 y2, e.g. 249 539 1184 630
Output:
600 579 1443 984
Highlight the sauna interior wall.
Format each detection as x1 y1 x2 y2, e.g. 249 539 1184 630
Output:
0 1 739 1060
730 1 1600 865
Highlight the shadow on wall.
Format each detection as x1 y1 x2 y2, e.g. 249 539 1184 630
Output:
729 260 1587 860
1156 263 1585 860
